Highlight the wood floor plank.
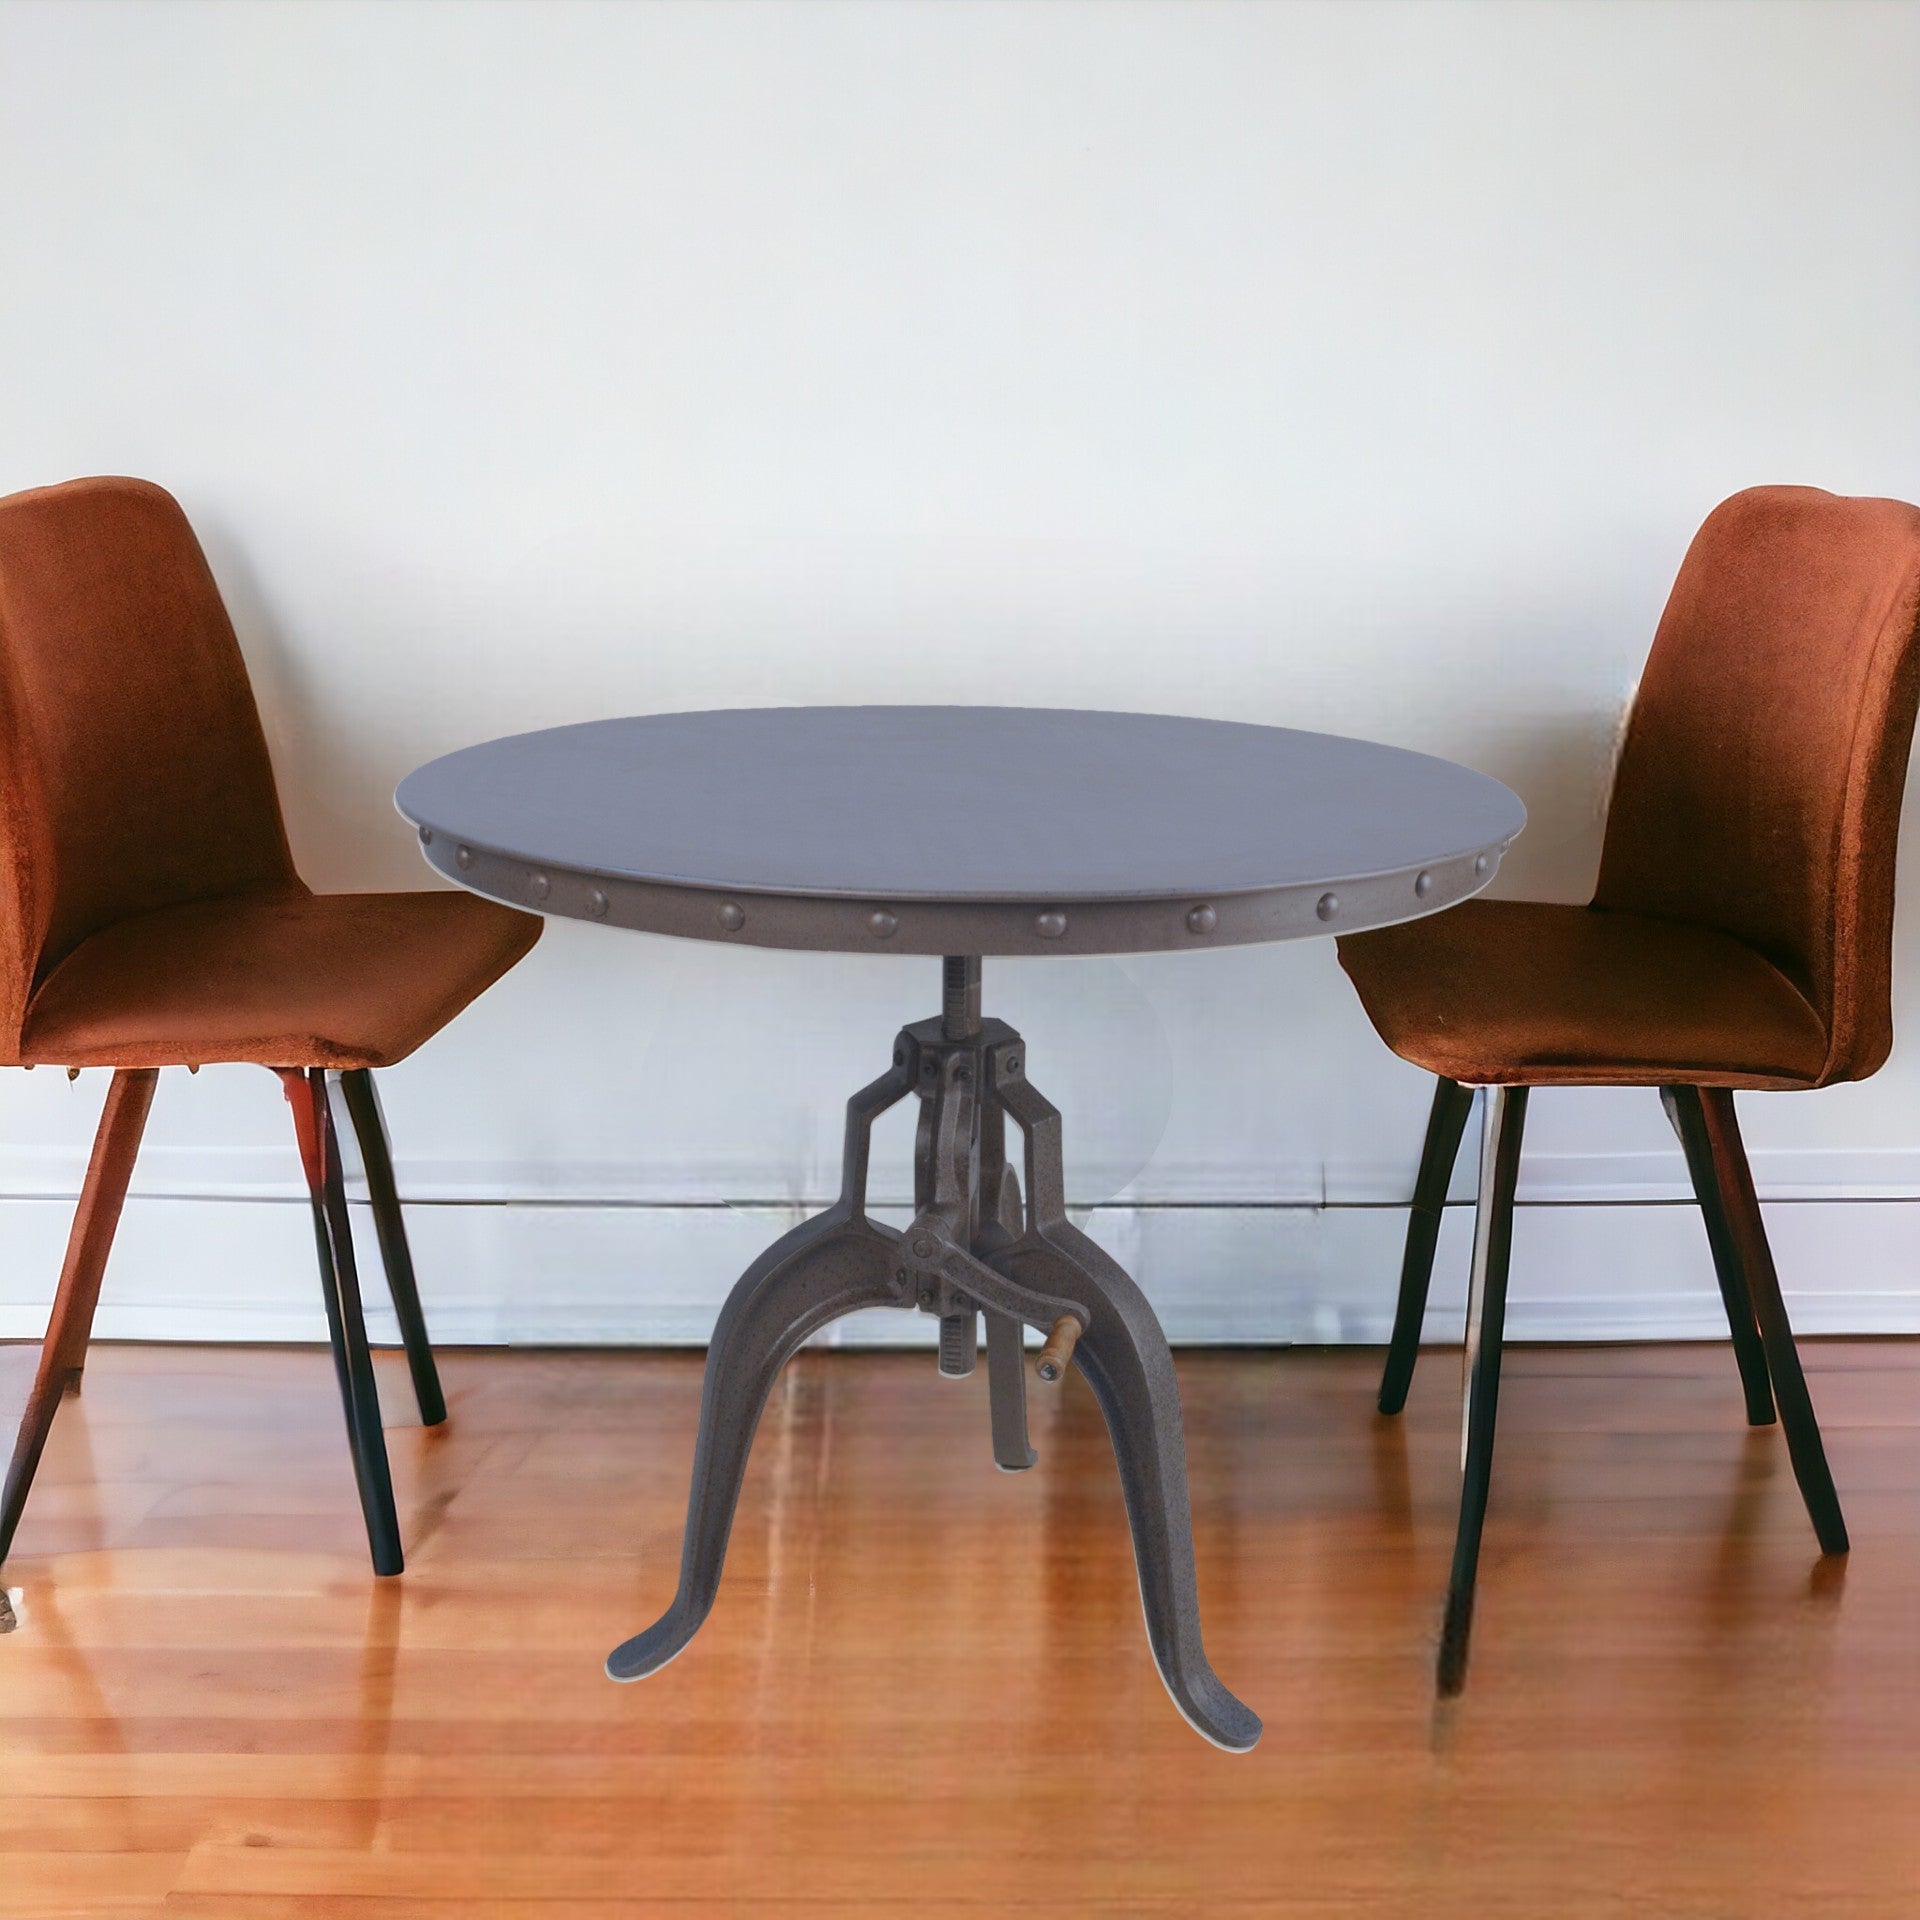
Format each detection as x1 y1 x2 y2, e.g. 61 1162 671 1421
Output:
2 1341 1917 1914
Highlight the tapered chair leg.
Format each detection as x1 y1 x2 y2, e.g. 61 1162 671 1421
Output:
281 1069 404 1575
337 1068 446 1426
0 1068 159 1564
1437 1082 1527 1697
1379 1076 1475 1415
1695 1088 1848 1555
1660 1085 1775 1427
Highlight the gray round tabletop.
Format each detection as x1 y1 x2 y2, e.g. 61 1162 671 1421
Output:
396 706 1524 957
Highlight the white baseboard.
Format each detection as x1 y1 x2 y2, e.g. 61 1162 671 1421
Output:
9 1139 1920 1207
2 1189 1918 1348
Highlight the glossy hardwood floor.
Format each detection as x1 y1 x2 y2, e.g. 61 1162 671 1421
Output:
2 1338 1917 1917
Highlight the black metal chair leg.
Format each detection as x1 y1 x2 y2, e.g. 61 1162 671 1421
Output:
1660 1085 1776 1427
1437 1082 1528 1697
281 1069 404 1576
1696 1088 1848 1555
1379 1076 1474 1415
338 1068 447 1427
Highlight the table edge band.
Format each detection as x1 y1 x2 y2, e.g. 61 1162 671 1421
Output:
401 830 1513 955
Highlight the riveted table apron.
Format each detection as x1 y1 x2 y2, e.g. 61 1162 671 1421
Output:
408 828 1507 955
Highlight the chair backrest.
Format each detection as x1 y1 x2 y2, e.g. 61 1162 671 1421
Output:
1595 485 1920 1087
0 477 297 1060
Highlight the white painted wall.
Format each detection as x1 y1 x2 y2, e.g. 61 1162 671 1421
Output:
1 0 1918 1349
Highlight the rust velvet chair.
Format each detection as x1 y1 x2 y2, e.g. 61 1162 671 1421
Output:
0 476 541 1576
1337 485 1920 1693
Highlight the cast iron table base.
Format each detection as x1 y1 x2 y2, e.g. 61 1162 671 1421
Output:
605 957 1261 1753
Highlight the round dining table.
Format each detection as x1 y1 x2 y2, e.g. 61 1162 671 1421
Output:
397 705 1525 1751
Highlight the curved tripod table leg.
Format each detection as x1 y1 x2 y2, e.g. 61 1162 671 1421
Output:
606 1210 902 1681
992 1226 1261 1753
608 1064 910 1684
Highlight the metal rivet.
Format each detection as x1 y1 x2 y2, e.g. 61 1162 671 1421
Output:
455 845 473 870
1186 904 1217 936
418 826 433 846
718 902 746 932
530 873 550 902
586 889 609 919
1475 854 1490 877
1414 870 1433 899
1005 1054 1021 1073
869 910 898 939
1035 910 1068 939
1316 893 1339 921
912 1237 935 1259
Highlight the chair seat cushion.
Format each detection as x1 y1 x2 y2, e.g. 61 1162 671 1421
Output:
20 888 541 1070
1336 898 1830 1089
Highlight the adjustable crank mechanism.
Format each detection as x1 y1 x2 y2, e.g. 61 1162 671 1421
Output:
894 1010 1088 1430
